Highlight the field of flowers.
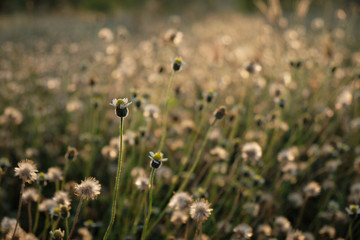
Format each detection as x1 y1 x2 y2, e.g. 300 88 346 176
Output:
1 1 360 239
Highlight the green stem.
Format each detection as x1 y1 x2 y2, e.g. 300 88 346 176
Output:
40 213 49 240
178 119 217 192
65 218 69 240
158 71 176 152
61 160 70 190
32 185 42 233
28 202 32 233
68 197 84 240
103 117 124 240
141 168 156 240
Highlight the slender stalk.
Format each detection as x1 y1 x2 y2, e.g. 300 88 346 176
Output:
40 213 49 240
68 197 84 240
27 202 32 232
141 168 156 240
158 71 176 152
65 218 69 240
178 119 217 192
12 179 25 240
145 120 217 238
32 185 42 233
296 196 309 228
55 181 59 192
61 160 70 190
103 117 124 240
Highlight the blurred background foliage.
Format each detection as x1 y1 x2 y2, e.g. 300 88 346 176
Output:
0 0 356 14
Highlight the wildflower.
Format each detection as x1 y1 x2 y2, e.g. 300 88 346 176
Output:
1 217 16 233
98 28 114 42
74 177 101 200
22 188 39 202
47 167 63 182
274 216 291 234
286 230 306 240
233 224 253 239
65 146 78 161
190 199 213 223
39 199 56 212
53 191 71 206
345 204 360 215
168 192 193 211
203 90 217 103
143 104 160 119
14 159 38 183
214 106 226 120
110 98 132 118
288 192 303 208
135 176 149 191
318 225 335 239
164 29 183 45
149 152 168 169
170 211 189 225
78 227 93 240
257 224 272 237
49 228 65 240
172 57 184 71
241 142 262 162
303 181 321 197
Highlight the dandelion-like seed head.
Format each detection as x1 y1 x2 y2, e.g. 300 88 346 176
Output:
53 191 71 206
168 192 193 211
190 198 213 223
14 159 38 183
74 177 101 200
22 188 39 202
47 167 63 182
135 176 149 191
303 181 321 197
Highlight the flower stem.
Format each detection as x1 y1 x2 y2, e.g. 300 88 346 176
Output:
141 168 156 240
68 197 84 240
12 179 25 240
158 71 176 152
32 185 42 233
65 218 69 240
103 117 124 240
27 201 32 232
178 119 217 192
61 160 70 190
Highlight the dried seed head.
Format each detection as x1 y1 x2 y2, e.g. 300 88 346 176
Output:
168 192 193 211
65 146 78 161
135 177 149 191
47 167 63 182
22 188 39 203
74 177 101 200
53 191 71 207
190 199 213 223
14 159 38 184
